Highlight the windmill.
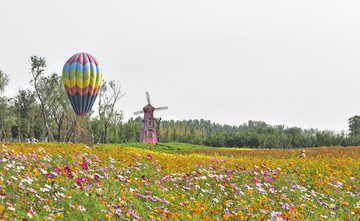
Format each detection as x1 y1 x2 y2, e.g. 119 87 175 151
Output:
134 92 168 144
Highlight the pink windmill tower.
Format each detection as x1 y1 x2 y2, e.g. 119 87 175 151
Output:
134 92 168 144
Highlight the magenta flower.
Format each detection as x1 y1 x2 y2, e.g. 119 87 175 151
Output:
146 154 153 160
336 189 341 195
46 173 54 178
53 166 61 173
81 157 89 170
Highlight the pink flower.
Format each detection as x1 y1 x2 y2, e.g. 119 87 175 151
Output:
355 191 360 198
78 205 86 211
266 176 273 182
336 189 341 195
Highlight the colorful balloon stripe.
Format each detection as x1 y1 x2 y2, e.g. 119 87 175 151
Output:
63 62 101 74
66 53 100 66
62 76 102 89
62 70 102 84
64 84 101 96
62 52 103 115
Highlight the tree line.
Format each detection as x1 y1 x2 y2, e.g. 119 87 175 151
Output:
2 56 360 148
110 118 360 148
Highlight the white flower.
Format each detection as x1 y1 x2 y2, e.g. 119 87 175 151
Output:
57 192 66 198
8 206 15 211
40 187 49 192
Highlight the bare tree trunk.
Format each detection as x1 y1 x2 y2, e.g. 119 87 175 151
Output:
57 119 62 142
29 103 35 139
18 106 21 142
0 111 6 139
54 112 64 142
104 122 108 143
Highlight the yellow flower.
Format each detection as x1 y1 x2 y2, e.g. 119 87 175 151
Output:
0 205 5 213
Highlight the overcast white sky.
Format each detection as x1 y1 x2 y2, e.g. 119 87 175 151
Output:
1 0 360 132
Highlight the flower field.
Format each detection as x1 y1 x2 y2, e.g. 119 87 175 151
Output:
0 143 360 220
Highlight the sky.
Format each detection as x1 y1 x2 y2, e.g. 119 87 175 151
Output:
1 0 360 132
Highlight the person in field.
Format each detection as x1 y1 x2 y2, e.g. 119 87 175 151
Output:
300 148 306 158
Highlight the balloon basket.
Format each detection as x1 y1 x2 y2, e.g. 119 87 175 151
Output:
70 115 94 147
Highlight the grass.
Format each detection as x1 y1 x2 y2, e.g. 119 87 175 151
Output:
96 142 212 151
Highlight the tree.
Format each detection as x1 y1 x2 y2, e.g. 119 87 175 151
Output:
13 89 37 140
348 115 360 136
154 117 162 142
98 80 125 143
44 73 70 142
0 70 10 139
29 55 54 142
0 70 9 95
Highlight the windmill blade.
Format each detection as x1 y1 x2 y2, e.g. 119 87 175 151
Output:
155 106 168 111
146 92 151 105
133 110 144 115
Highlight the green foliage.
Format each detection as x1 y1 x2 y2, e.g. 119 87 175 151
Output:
348 115 360 136
0 69 9 94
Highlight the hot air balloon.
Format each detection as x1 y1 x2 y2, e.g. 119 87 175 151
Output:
62 52 103 115
62 52 103 144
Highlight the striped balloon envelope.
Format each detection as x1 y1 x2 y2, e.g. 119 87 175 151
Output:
62 52 103 115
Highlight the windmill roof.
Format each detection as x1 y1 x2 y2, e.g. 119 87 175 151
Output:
143 104 154 109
